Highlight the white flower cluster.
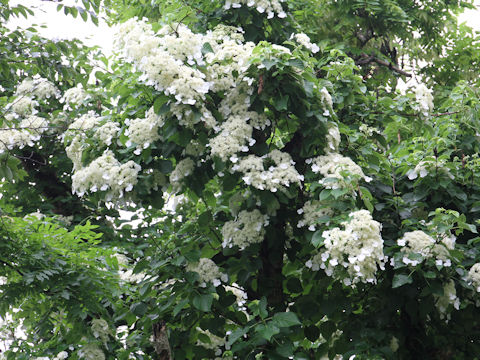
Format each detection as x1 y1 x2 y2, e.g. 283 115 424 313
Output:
309 153 369 189
359 124 380 137
297 200 333 231
209 85 270 161
324 123 340 153
468 263 480 292
187 258 228 287
91 319 110 343
209 115 253 161
66 111 100 135
406 159 454 180
15 77 59 100
221 209 269 249
115 19 259 134
9 97 38 116
397 230 454 266
320 87 333 113
0 115 49 153
435 280 460 319
232 150 303 192
95 121 120 147
306 210 385 285
225 284 248 308
71 150 141 200
292 33 319 53
414 83 434 116
54 351 68 360
60 84 89 109
78 344 105 360
205 31 254 93
224 0 287 18
115 19 208 105
125 107 164 152
196 328 231 358
170 158 195 192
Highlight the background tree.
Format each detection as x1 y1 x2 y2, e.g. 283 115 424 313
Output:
2 0 480 359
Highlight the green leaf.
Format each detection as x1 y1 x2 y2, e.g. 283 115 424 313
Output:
392 274 413 288
192 294 213 312
154 95 169 113
173 298 189 317
274 94 289 111
198 211 212 227
272 312 301 327
256 323 280 341
201 42 214 55
286 277 303 294
227 327 248 346
130 302 148 316
311 230 324 247
304 325 320 342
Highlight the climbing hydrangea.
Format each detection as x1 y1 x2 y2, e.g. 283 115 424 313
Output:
221 209 269 249
292 33 319 53
232 150 303 192
306 210 385 285
397 230 454 266
435 280 460 320
223 0 287 18
309 153 369 189
78 344 105 360
170 158 196 192
91 318 110 343
0 115 49 152
71 150 141 200
15 77 59 99
125 107 164 152
297 200 333 231
468 263 480 292
187 258 228 287
60 84 89 109
414 83 434 116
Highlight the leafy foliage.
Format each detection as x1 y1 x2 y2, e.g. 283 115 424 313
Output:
2 0 480 359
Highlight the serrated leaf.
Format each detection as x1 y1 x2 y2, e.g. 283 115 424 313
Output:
392 273 413 288
173 298 189 317
272 312 301 327
192 294 213 312
227 327 248 346
256 323 280 341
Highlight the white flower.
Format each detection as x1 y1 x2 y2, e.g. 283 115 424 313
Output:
187 258 227 287
71 150 141 200
292 33 319 53
232 150 302 193
469 263 480 291
0 115 49 153
414 83 434 116
60 84 89 109
170 158 196 192
54 351 69 360
310 153 367 189
297 200 333 230
224 0 287 18
324 123 340 153
320 87 333 109
221 209 268 249
78 344 105 360
398 230 454 262
127 107 164 150
91 318 110 343
435 280 460 319
306 210 384 285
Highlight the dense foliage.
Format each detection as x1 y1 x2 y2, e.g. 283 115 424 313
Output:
2 0 480 359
